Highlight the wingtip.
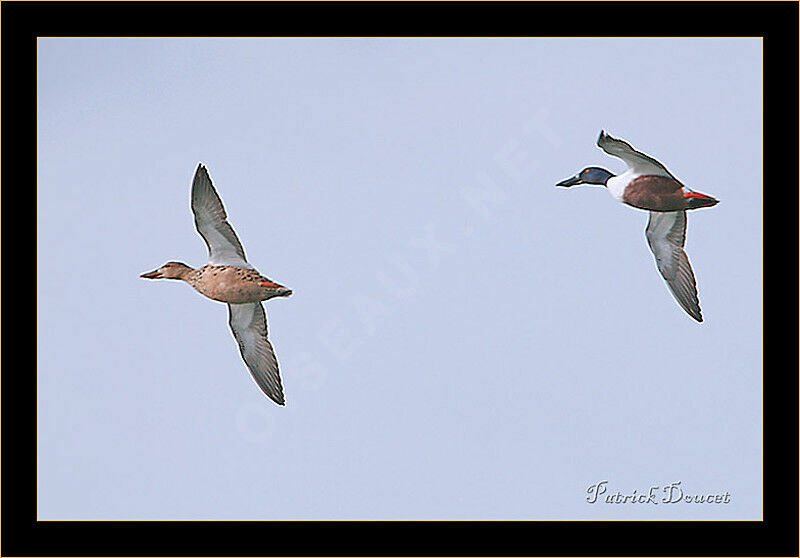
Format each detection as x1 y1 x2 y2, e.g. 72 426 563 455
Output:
266 389 286 406
597 129 607 145
193 162 211 183
686 304 703 322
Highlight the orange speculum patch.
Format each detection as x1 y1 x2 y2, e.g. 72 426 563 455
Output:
261 281 281 287
683 191 712 199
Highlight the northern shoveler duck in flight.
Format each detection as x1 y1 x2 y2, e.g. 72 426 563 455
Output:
557 131 718 322
141 164 292 405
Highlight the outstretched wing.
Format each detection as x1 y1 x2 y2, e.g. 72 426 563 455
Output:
191 163 253 269
228 302 286 405
645 211 703 322
597 130 676 179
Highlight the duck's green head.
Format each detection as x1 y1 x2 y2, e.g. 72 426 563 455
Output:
556 167 614 187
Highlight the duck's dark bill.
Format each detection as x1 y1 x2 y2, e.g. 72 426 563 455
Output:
556 175 582 187
140 270 161 279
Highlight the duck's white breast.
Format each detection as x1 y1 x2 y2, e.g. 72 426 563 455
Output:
607 170 636 202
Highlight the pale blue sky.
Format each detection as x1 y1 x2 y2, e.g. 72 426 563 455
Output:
37 38 762 520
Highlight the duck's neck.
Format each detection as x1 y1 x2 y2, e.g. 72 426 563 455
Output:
593 168 615 186
169 263 197 281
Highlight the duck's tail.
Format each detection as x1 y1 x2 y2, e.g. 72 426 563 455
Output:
684 191 719 210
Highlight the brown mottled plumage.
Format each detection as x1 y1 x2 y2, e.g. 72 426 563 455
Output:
190 265 289 304
140 263 291 303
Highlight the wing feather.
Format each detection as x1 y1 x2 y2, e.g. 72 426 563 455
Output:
191 164 253 269
597 130 676 179
645 211 703 322
228 302 286 405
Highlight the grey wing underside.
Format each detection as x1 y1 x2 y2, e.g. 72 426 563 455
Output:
645 211 703 322
228 302 286 405
191 164 254 269
597 130 676 179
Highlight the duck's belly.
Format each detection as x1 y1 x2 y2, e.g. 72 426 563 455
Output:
620 175 689 212
191 265 272 304
607 172 690 211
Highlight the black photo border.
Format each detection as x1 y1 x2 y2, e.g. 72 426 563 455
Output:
4 1 797 556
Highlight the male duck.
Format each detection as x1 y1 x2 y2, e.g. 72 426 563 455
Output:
141 164 292 405
557 131 718 322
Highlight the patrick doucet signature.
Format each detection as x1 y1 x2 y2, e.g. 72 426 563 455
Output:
586 480 731 504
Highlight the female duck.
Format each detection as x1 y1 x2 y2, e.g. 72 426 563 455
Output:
141 164 292 405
